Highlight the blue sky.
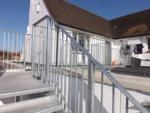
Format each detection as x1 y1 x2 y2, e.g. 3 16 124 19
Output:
69 0 150 19
0 0 149 33
0 0 29 33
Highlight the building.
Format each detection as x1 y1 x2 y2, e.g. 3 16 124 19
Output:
26 0 150 68
0 1 149 113
0 51 21 61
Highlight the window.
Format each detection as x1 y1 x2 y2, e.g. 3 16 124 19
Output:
78 34 85 48
148 38 150 49
71 32 77 51
71 32 90 51
85 37 90 50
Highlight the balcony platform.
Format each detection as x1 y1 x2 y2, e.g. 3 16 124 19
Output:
0 71 52 99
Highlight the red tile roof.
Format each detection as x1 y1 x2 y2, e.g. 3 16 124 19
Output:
44 0 150 39
111 9 150 39
44 0 114 38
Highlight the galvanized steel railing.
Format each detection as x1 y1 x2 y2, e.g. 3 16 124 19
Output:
0 29 31 73
32 16 149 113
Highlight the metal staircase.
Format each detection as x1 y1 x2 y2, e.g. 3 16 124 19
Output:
0 15 149 113
31 15 149 113
0 72 61 113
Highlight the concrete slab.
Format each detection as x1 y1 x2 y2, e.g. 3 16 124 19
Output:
0 72 52 99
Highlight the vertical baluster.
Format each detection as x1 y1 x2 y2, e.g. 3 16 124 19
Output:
58 29 62 102
10 33 13 71
20 34 22 71
0 31 1 72
80 37 85 113
64 35 68 112
55 27 58 94
51 21 54 87
12 32 14 71
44 27 47 82
112 84 115 113
119 91 122 113
126 97 129 113
31 26 35 75
88 60 95 113
69 37 73 113
59 31 62 104
56 27 60 97
38 33 40 78
16 33 18 71
81 51 85 113
35 34 37 77
49 27 52 86
3 31 5 71
24 34 26 71
7 32 9 71
61 32 65 107
45 18 49 84
101 72 104 113
53 27 56 90
42 27 45 82
75 37 78 113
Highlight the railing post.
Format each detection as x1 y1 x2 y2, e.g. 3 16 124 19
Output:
31 26 35 75
88 59 95 113
112 84 115 113
126 97 129 113
45 18 49 84
24 34 26 71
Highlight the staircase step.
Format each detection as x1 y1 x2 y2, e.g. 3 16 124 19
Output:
0 87 53 99
0 95 62 113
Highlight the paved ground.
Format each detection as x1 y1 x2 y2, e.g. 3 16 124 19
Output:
112 67 150 78
62 67 150 93
0 70 149 113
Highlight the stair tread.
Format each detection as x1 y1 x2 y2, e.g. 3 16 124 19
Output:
0 95 62 113
0 72 52 99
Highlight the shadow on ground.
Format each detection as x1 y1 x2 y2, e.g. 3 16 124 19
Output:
0 66 5 78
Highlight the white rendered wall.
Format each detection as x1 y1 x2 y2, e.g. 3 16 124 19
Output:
26 0 49 62
112 36 150 65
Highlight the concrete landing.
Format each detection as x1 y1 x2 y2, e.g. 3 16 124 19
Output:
0 72 52 99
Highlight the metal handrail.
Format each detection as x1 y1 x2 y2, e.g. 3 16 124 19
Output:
46 16 149 113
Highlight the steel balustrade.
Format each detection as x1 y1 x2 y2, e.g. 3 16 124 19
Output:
31 16 149 113
0 29 31 73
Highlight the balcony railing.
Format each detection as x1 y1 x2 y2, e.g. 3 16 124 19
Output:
0 29 31 72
